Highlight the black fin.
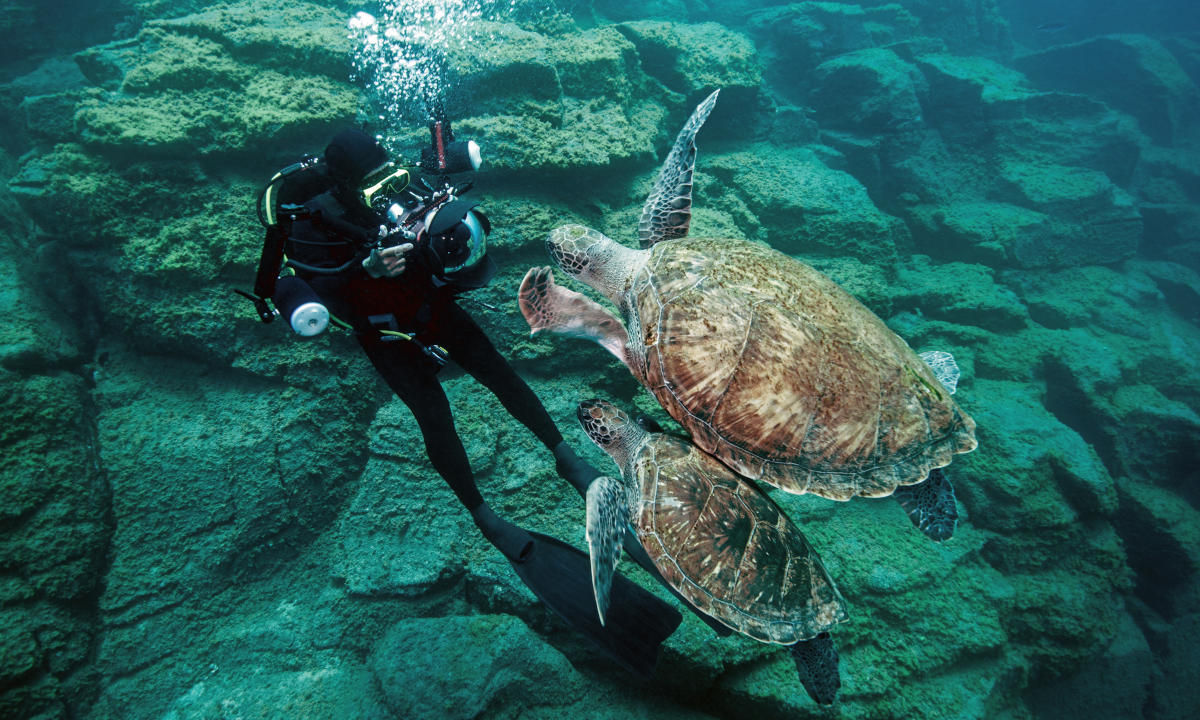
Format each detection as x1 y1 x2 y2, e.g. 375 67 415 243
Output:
791 632 841 706
893 468 958 541
553 441 602 497
515 532 682 676
474 505 680 676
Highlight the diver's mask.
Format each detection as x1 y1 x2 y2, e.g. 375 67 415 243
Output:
359 162 411 208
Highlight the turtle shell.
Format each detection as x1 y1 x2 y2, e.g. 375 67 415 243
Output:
627 236 977 501
632 431 847 644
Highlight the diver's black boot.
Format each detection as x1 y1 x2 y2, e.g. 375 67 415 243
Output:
553 441 602 497
470 504 534 562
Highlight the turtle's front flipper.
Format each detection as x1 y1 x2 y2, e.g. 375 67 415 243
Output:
519 266 631 365
637 89 720 248
790 632 841 706
586 475 629 625
892 468 958 541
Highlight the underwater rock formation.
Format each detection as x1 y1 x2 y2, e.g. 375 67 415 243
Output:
1 1 1198 719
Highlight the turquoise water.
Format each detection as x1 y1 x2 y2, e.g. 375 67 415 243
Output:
1 1 1198 718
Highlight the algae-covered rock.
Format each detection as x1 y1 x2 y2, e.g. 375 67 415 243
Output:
0 365 108 716
954 379 1117 530
0 238 82 371
147 1 354 79
994 160 1142 266
336 397 475 597
1137 145 1200 268
1004 264 1167 341
811 47 927 134
906 201 1051 267
1026 611 1154 720
371 614 584 719
8 142 129 238
748 1 920 86
1115 476 1200 612
92 346 375 627
162 662 390 720
67 2 358 161
1107 384 1200 501
703 145 900 264
989 91 1146 187
615 20 761 97
416 22 684 173
440 22 726 173
892 255 1030 331
914 52 1033 141
1014 34 1200 146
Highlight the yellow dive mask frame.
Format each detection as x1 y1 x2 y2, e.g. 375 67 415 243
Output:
360 163 411 206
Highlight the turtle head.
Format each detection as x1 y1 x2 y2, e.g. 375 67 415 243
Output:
547 224 643 302
577 398 646 469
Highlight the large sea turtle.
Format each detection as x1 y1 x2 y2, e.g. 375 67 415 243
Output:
578 398 845 705
519 90 976 539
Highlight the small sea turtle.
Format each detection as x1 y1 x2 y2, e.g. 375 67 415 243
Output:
579 398 846 705
520 90 976 539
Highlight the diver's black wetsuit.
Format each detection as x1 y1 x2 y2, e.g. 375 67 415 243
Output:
358 300 563 510
286 185 563 511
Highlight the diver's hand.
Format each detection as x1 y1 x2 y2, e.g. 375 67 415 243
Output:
363 243 414 279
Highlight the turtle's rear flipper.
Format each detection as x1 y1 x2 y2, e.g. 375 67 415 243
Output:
893 468 958 541
473 505 681 677
791 632 841 706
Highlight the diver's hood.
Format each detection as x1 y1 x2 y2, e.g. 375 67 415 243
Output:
324 128 388 185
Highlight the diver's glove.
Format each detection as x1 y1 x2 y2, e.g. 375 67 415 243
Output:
362 243 415 279
552 441 603 498
362 248 388 278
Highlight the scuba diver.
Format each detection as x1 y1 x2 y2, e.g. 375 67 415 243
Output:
240 123 680 674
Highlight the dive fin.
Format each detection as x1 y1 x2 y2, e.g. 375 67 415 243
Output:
472 505 680 676
586 476 629 626
514 531 681 676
